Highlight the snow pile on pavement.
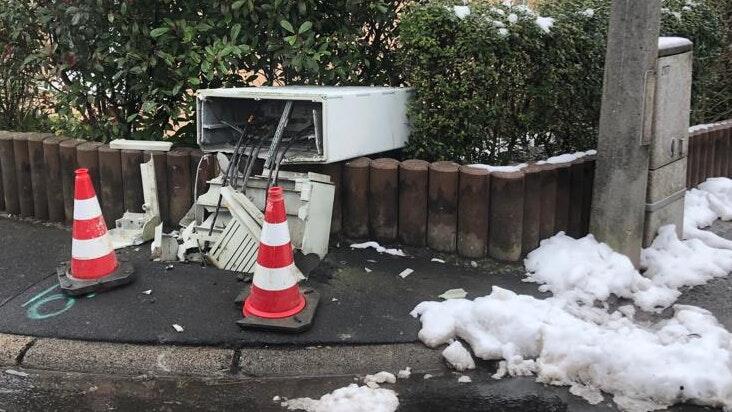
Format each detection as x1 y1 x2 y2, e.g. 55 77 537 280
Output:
350 241 406 257
363 371 396 388
412 287 732 411
684 178 732 249
281 384 399 412
442 340 475 371
412 178 732 411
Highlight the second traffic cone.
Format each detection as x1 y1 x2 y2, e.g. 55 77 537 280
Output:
57 168 134 296
238 186 319 332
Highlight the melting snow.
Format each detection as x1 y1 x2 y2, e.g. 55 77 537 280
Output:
350 241 406 257
453 5 471 19
442 341 475 371
281 384 398 412
412 177 732 411
467 163 527 172
535 16 554 33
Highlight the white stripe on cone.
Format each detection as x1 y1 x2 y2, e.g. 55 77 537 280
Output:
72 234 115 260
73 197 103 220
259 221 291 247
252 263 300 291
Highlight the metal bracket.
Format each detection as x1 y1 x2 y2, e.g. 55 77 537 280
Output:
645 188 686 212
640 69 657 146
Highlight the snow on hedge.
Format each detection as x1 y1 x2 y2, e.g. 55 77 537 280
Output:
412 178 732 411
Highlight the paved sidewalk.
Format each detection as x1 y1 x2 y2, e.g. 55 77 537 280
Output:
0 217 532 347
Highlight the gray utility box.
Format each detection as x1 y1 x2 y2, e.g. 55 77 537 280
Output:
643 37 693 246
196 86 413 164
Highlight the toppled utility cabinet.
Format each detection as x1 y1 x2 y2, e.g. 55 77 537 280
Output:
196 86 413 164
643 37 693 246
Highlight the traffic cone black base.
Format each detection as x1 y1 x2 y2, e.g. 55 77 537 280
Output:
58 260 135 296
236 287 320 333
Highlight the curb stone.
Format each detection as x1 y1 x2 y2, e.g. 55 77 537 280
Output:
1 333 447 379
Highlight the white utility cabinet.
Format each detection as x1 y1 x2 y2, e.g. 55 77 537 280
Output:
196 86 413 164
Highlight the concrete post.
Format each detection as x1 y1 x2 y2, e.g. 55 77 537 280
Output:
590 0 661 267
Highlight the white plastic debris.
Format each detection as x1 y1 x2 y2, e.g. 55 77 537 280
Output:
350 241 406 257
397 367 411 379
141 289 152 295
172 324 184 333
442 341 475 371
438 288 468 300
281 384 398 412
398 269 414 279
431 258 445 263
458 375 472 383
4 369 28 377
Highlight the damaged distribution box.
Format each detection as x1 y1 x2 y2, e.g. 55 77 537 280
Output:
196 86 413 164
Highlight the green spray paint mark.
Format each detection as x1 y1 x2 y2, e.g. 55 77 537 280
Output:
22 284 76 320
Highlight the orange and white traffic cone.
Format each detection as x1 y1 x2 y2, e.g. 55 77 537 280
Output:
57 168 134 296
238 186 319 332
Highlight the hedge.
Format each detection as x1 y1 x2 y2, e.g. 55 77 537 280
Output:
400 0 728 164
0 0 405 143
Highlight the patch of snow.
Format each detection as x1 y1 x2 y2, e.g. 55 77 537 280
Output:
431 258 445 263
497 28 509 37
535 16 554 33
467 163 527 173
580 8 594 17
453 5 470 19
442 341 475 371
398 268 414 279
457 375 472 383
364 371 396 386
423 374 433 379
4 369 28 377
536 150 594 165
397 367 411 379
659 36 692 50
273 395 281 402
281 384 399 412
172 324 184 333
491 20 505 28
364 267 372 273
141 289 152 295
507 13 518 24
438 288 468 300
350 241 406 257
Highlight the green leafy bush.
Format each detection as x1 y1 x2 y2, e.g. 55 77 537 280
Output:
0 1 51 131
400 0 728 164
5 0 404 142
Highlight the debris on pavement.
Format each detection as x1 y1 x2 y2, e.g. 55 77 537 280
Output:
438 288 467 300
457 375 472 383
172 324 184 333
397 268 414 279
350 241 406 257
441 341 475 371
4 369 29 378
108 158 161 249
397 367 411 379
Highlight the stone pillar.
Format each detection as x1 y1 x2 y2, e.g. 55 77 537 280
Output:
590 0 661 266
